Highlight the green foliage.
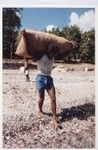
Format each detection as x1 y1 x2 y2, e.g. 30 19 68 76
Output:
61 25 82 62
62 25 82 43
80 29 95 63
45 27 62 37
51 27 61 36
45 25 95 63
3 8 23 58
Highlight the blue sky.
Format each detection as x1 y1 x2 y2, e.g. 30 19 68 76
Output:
21 8 95 31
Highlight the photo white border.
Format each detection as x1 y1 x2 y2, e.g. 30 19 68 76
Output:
95 6 98 150
0 0 98 7
0 6 2 149
0 1 98 150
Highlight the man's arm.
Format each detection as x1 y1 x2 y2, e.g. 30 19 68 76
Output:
24 57 29 69
24 58 30 82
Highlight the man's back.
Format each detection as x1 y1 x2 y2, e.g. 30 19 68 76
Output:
37 54 54 76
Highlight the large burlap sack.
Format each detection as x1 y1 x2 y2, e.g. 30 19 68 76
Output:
15 32 32 58
15 29 77 59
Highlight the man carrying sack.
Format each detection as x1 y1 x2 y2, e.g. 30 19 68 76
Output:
23 44 61 128
16 29 78 128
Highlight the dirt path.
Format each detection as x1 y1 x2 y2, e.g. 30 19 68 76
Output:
3 62 95 148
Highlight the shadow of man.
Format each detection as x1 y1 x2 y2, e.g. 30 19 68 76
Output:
57 103 95 122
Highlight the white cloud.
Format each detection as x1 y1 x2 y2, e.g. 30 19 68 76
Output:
69 10 95 31
46 25 57 32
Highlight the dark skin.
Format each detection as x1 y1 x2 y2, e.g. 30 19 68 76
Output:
38 85 57 127
24 46 60 128
37 49 60 127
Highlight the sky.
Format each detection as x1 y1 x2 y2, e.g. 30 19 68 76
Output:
21 8 95 32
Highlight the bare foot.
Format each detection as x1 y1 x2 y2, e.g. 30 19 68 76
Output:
50 119 58 128
38 112 45 119
50 119 63 129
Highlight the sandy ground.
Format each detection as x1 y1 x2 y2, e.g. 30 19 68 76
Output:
3 60 95 148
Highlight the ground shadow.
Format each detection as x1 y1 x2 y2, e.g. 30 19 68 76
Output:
41 103 95 122
57 103 95 122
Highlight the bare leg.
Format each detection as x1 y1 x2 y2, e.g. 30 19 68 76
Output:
38 90 45 118
47 86 58 127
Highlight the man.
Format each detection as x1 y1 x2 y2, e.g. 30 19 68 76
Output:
24 44 60 128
